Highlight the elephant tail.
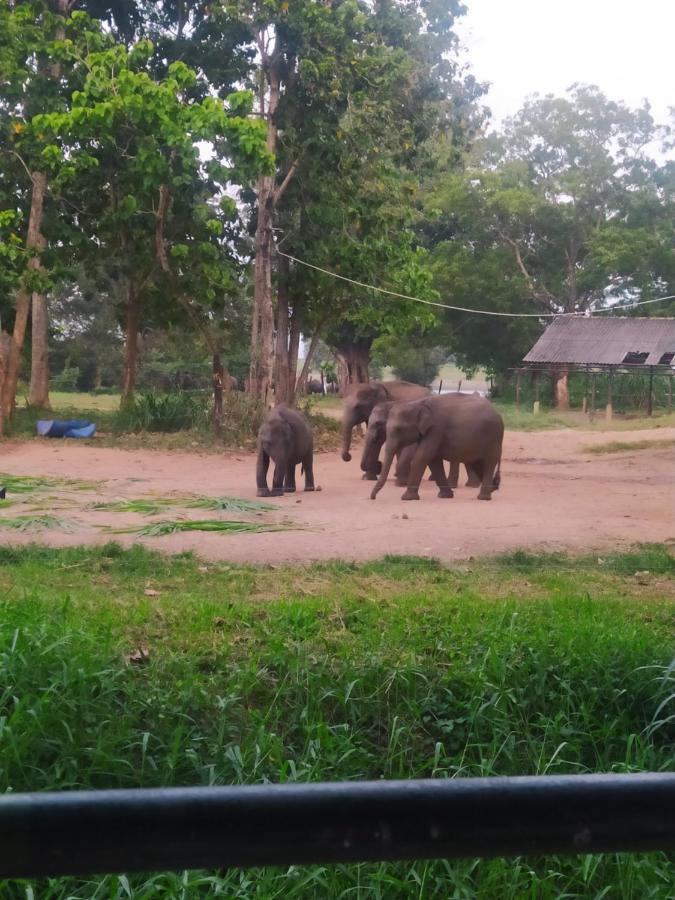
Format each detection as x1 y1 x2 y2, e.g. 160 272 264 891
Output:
493 462 501 490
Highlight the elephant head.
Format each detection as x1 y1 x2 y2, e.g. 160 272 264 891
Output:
340 382 387 461
370 399 432 499
360 400 395 477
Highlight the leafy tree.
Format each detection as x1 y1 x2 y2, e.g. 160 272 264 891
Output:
425 85 674 404
34 38 271 419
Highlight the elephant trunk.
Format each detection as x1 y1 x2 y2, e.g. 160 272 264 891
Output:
341 413 356 462
370 443 396 499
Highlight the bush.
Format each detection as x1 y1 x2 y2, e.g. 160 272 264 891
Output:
51 366 81 392
114 391 210 433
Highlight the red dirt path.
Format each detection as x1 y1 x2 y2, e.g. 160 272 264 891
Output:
1 427 673 563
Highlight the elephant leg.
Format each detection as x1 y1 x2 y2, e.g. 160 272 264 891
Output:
465 463 481 488
430 459 453 498
271 460 286 496
449 460 459 489
256 449 272 497
284 462 297 493
401 445 433 501
477 456 498 501
395 444 414 487
303 453 315 491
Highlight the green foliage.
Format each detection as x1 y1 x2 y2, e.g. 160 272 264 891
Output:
50 365 81 392
114 391 210 433
0 544 673 896
423 85 674 375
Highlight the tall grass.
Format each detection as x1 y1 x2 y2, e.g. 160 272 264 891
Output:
0 544 673 897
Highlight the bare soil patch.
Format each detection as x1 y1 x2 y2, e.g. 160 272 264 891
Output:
1 426 673 563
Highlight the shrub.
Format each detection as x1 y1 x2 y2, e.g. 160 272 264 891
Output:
114 391 210 433
51 366 81 392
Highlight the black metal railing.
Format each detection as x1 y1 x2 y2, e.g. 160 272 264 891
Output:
2 773 674 878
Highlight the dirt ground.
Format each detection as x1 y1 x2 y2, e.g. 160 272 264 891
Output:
1 426 673 563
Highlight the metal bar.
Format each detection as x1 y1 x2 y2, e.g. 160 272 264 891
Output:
1 774 674 879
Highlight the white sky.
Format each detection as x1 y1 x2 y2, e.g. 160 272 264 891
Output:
456 0 674 128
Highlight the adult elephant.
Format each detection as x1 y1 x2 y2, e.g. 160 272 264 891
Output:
370 394 503 502
360 400 481 486
341 380 429 464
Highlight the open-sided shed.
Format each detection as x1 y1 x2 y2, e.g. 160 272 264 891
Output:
520 317 675 416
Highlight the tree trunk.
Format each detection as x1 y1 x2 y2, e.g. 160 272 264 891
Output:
273 254 291 404
121 281 140 403
1 171 48 421
553 367 570 410
0 331 11 437
28 291 51 408
336 343 371 392
213 352 224 436
25 1 70 410
294 327 323 401
249 42 281 406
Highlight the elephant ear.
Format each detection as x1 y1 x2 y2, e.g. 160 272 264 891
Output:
418 403 433 436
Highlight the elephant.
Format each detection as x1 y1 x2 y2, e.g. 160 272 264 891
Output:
360 400 482 487
341 380 429 464
256 405 315 497
305 378 324 395
370 393 503 502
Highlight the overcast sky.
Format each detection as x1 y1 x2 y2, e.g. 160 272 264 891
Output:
455 0 674 129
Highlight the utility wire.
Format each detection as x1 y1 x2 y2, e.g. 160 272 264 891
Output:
277 250 675 319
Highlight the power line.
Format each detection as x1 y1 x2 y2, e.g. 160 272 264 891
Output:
277 250 675 319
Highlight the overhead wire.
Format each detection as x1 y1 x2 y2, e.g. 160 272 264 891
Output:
276 250 675 320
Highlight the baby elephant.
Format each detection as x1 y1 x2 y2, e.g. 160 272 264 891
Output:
256 405 315 497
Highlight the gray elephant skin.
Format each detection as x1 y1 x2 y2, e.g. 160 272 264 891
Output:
370 393 503 501
361 400 481 487
341 380 429 464
256 405 315 497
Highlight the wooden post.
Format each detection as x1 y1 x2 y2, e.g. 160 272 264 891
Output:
647 367 654 416
533 370 540 415
668 375 673 411
457 380 462 393
590 372 596 420
582 366 589 414
515 370 521 410
605 368 613 421
438 379 443 395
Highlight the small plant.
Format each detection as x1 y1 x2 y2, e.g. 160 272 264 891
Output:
51 366 81 392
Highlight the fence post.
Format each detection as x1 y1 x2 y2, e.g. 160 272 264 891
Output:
582 366 589 414
590 372 596 420
647 367 654 416
533 370 540 415
668 374 673 411
605 368 613 421
515 370 521 410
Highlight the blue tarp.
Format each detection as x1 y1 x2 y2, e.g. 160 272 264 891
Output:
37 420 96 439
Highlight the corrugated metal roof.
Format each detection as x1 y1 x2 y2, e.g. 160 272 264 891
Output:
523 317 675 366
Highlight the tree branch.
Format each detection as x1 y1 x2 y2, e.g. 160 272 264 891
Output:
154 183 217 355
499 231 559 311
272 158 300 207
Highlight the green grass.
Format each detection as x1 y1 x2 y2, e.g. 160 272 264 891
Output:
0 544 673 897
585 438 675 454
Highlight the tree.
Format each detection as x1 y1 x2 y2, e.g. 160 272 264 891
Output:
425 85 674 405
34 38 271 416
0 2 112 417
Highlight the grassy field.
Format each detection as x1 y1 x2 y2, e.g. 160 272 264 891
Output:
0 544 673 897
